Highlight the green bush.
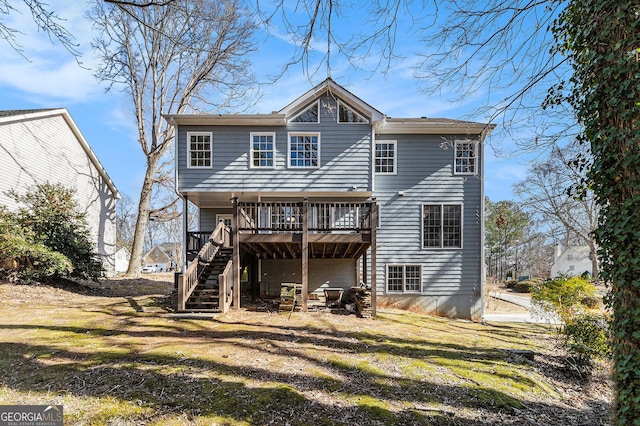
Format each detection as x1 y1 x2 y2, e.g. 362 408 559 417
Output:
581 295 600 309
531 276 610 374
0 233 72 281
532 276 597 318
0 183 103 281
513 281 534 293
563 313 610 372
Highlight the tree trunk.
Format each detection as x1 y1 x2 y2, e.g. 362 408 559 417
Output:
125 155 159 278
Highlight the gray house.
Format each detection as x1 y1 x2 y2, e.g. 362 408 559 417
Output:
0 109 120 276
166 79 494 320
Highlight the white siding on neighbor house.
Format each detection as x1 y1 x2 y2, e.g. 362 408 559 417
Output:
115 248 131 274
551 246 593 278
0 112 118 276
373 134 483 317
176 94 372 198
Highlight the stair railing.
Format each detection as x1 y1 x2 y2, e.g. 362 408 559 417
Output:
178 221 229 311
218 259 234 313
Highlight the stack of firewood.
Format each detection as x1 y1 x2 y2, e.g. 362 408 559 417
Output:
350 287 372 318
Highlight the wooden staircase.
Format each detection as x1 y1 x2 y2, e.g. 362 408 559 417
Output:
184 247 233 312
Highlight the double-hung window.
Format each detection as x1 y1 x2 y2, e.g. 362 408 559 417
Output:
423 204 462 248
288 133 320 168
250 132 275 168
387 264 422 293
454 140 478 175
187 132 212 168
375 141 396 174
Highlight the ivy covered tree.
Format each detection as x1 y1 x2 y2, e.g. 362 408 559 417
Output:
551 0 640 422
5 183 104 280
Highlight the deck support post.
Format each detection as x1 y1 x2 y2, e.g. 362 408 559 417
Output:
181 194 189 273
302 197 309 312
371 199 377 318
232 196 241 310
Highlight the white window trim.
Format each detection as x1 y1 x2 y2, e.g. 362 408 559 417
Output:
374 140 397 175
386 264 423 294
288 100 320 124
453 140 479 176
287 132 321 169
186 131 213 169
421 203 464 250
216 214 232 229
337 99 370 124
249 132 276 169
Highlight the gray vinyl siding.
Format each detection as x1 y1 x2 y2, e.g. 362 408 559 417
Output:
0 113 118 276
199 208 233 232
373 134 483 298
176 95 372 195
260 258 357 293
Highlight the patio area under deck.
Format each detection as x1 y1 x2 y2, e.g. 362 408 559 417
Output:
231 198 378 315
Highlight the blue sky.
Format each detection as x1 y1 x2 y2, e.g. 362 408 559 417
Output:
0 0 530 202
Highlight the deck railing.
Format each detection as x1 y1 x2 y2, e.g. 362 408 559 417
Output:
218 259 234 313
178 221 230 311
237 201 373 234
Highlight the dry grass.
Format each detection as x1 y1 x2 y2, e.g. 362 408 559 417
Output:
0 276 612 425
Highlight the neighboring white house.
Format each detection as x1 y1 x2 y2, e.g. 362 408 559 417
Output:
115 247 131 274
0 109 120 276
550 245 593 278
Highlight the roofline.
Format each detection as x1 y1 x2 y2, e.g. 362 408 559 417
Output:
0 108 121 199
279 78 385 122
164 113 286 126
376 119 496 137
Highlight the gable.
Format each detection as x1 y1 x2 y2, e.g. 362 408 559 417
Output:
280 78 384 123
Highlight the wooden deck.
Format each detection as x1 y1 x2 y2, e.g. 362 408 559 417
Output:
184 199 378 315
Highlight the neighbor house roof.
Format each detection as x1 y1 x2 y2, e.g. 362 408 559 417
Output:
0 108 121 199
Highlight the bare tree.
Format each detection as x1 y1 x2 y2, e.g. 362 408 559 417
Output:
513 142 599 277
90 0 257 277
0 0 80 59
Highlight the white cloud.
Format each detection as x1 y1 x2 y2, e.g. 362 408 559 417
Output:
0 0 105 105
0 58 102 105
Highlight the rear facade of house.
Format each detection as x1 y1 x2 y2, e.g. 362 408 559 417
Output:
168 79 493 320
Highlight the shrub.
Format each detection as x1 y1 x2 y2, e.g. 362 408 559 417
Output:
513 281 533 293
563 313 610 372
581 295 600 309
531 276 597 318
0 184 103 281
0 233 72 281
531 275 610 374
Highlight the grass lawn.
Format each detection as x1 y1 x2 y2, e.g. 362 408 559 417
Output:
0 277 611 425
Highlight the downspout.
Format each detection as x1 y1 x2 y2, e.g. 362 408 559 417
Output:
167 116 188 274
480 138 486 324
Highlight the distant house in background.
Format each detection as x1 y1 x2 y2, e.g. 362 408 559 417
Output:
142 243 180 272
0 109 120 276
550 245 593 278
115 247 131 274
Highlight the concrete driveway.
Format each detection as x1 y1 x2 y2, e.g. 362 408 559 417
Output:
484 291 561 324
